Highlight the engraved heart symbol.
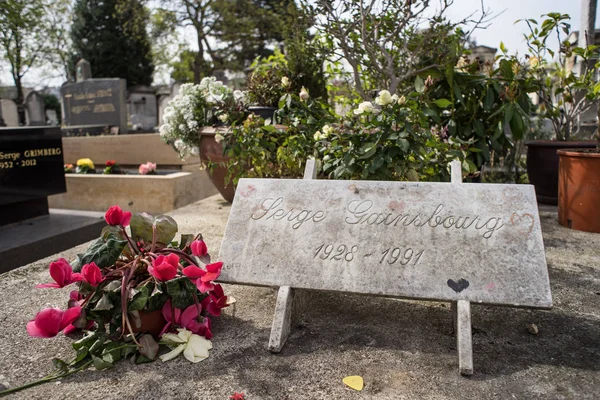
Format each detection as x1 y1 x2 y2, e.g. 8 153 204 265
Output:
510 213 535 234
447 278 470 293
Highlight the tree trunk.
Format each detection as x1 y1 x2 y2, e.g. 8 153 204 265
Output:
15 75 26 126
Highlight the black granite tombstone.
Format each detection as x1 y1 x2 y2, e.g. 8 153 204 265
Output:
0 127 66 226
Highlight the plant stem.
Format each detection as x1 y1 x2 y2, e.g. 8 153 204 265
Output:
0 360 93 396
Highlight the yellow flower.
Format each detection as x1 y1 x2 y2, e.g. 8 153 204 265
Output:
76 158 95 169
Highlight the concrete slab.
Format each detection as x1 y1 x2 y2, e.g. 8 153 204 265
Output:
0 209 105 273
0 195 598 399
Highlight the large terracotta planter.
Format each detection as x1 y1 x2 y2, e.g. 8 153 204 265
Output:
198 127 235 203
558 148 600 233
525 140 597 205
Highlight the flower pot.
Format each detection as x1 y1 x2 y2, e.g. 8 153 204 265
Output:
129 309 166 339
198 127 235 203
558 148 600 233
525 140 597 205
248 106 277 121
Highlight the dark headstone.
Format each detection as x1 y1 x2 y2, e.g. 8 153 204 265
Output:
0 126 66 225
60 79 128 133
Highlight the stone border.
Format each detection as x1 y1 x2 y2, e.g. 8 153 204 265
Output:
48 169 218 214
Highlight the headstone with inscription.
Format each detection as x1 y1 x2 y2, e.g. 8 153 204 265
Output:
60 79 128 133
25 91 46 126
219 160 552 375
0 127 66 225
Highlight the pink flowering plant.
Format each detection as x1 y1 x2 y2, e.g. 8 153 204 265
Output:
3 205 233 396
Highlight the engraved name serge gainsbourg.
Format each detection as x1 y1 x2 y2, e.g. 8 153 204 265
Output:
250 197 504 239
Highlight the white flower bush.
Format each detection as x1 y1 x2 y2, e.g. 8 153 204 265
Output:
159 77 247 159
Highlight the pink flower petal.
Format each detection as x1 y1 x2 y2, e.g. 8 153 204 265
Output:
121 211 132 227
180 305 200 327
26 320 53 338
165 253 180 267
182 265 205 279
35 283 61 289
59 306 82 331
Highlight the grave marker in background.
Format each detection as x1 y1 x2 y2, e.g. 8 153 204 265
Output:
60 79 127 133
219 161 552 375
25 91 46 126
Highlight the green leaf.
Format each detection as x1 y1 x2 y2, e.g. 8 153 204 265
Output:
129 284 150 311
433 98 452 108
71 234 127 271
415 76 425 93
101 342 124 364
52 358 69 373
483 87 495 110
358 142 377 159
130 213 178 245
500 41 507 53
134 354 154 364
398 139 410 152
73 332 99 351
178 234 195 250
509 111 525 139
473 120 485 138
93 294 113 311
406 169 419 181
92 355 113 371
165 277 196 309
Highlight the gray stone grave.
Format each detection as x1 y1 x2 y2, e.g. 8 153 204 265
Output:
0 99 19 127
60 78 128 133
127 85 157 131
25 91 46 126
219 160 552 375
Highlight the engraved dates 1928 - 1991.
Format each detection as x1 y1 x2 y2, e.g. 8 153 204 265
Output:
314 243 425 267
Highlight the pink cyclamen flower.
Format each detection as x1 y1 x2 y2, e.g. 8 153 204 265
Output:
182 262 223 293
104 205 132 226
81 262 103 286
160 299 206 336
206 284 231 317
191 240 208 257
149 254 179 281
36 258 83 289
26 305 82 338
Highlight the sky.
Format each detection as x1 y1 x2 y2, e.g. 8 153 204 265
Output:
1 0 597 89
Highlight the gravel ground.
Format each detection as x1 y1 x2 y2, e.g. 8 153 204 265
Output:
0 195 598 400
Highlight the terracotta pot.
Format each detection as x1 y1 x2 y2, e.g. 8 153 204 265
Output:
198 128 236 203
129 309 166 339
558 148 600 233
525 140 597 205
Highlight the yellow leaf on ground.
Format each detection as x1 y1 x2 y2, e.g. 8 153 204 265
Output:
343 375 364 391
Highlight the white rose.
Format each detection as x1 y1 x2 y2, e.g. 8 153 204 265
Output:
174 139 185 151
375 90 393 106
281 76 290 87
322 125 334 136
214 133 224 143
218 114 228 123
313 131 323 141
299 87 309 101
353 101 378 115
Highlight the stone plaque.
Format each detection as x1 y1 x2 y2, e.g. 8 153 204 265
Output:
220 178 552 308
60 79 127 133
